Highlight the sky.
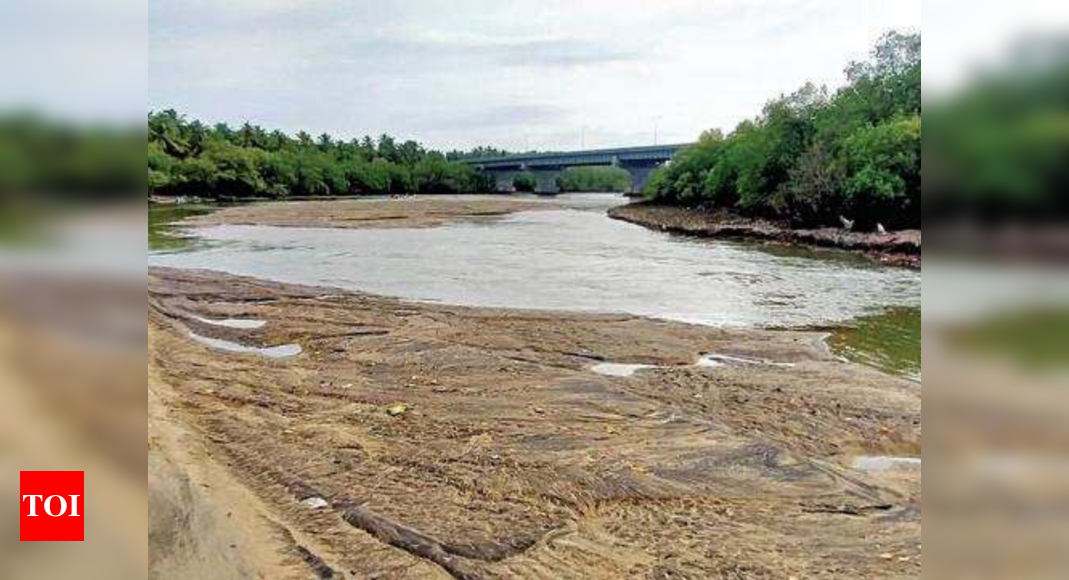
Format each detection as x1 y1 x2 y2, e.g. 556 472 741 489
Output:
146 0 923 151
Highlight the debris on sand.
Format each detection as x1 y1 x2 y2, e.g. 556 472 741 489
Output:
300 497 329 509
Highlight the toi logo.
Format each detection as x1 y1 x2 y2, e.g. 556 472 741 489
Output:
19 471 84 541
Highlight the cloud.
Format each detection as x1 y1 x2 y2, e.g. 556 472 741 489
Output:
493 40 641 68
148 0 922 151
415 105 569 131
316 36 642 71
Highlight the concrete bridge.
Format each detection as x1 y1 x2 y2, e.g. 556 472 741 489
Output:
463 143 688 193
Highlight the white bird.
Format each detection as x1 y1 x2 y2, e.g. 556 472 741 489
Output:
838 215 854 230
876 222 887 235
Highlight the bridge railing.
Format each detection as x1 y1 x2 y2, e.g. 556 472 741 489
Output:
463 143 690 168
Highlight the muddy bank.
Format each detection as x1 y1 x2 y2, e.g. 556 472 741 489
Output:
149 266 921 578
609 203 921 268
189 196 547 230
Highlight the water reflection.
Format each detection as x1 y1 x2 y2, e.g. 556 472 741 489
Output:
191 315 267 330
187 331 301 358
148 204 215 252
827 307 921 381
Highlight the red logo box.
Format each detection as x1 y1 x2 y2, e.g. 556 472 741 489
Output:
20 471 84 541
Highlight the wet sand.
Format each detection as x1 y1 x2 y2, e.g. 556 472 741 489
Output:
189 196 547 230
148 263 921 578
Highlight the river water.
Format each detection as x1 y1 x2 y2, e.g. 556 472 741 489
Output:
150 194 921 375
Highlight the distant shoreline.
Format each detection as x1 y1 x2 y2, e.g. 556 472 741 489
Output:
180 195 546 230
608 202 921 269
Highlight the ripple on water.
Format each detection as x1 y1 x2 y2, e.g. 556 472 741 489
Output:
148 202 920 330
188 331 301 358
149 198 920 376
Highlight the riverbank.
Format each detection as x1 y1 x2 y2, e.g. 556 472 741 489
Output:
149 266 921 578
187 196 546 230
609 202 921 268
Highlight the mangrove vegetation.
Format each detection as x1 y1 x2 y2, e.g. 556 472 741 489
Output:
558 166 632 193
644 31 921 231
148 112 496 199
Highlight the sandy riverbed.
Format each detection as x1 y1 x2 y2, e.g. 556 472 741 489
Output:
189 196 548 230
149 196 921 578
149 284 920 577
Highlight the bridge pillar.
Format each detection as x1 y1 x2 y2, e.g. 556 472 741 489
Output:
481 168 560 193
530 168 562 194
492 170 519 192
622 164 658 194
479 168 523 192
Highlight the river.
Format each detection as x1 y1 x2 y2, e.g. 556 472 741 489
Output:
149 194 921 378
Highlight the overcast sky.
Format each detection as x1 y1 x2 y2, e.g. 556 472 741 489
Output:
148 0 920 151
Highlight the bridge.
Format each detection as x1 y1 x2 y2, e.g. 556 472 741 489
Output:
463 143 688 193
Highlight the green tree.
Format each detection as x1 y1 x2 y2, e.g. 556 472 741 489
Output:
259 153 298 197
147 111 505 199
557 166 632 192
643 31 921 229
148 168 170 194
777 142 846 226
204 143 268 196
513 172 537 192
377 134 398 162
171 156 219 196
842 115 920 229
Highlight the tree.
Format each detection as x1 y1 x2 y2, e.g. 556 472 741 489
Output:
557 166 632 192
643 30 921 228
398 140 424 166
171 156 219 196
842 116 920 229
148 168 170 194
513 172 537 192
845 31 920 82
213 123 234 143
645 129 725 203
778 142 845 226
205 142 267 197
377 134 398 162
259 153 298 197
146 111 538 200
266 130 289 152
317 133 334 152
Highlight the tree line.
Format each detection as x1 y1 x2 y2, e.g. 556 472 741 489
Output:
557 166 632 192
507 166 633 193
445 146 559 162
148 112 497 199
645 31 921 230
